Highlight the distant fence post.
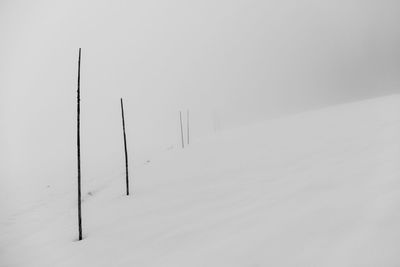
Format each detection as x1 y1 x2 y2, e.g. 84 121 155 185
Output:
187 110 189 145
180 111 185 149
76 48 83 241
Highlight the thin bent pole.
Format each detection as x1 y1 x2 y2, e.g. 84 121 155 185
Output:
120 98 130 196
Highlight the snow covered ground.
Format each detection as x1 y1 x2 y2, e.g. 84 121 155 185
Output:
1 95 400 266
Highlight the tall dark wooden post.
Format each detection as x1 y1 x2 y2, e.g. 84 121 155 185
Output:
187 110 189 145
120 98 130 196
77 48 83 241
180 111 184 149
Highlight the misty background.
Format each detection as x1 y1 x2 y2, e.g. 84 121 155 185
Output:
1 0 400 215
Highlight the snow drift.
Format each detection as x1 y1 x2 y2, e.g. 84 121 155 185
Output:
1 95 400 267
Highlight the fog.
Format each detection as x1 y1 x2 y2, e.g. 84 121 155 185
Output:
1 0 400 212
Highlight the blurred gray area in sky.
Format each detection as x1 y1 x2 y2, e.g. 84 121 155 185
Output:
1 0 399 204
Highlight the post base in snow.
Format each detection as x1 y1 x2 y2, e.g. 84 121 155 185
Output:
73 236 85 242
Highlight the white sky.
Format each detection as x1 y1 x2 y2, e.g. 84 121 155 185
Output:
1 0 400 210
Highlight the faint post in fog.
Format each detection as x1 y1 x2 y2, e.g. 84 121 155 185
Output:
180 111 185 149
120 98 130 196
76 48 83 241
213 110 219 133
187 110 190 145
